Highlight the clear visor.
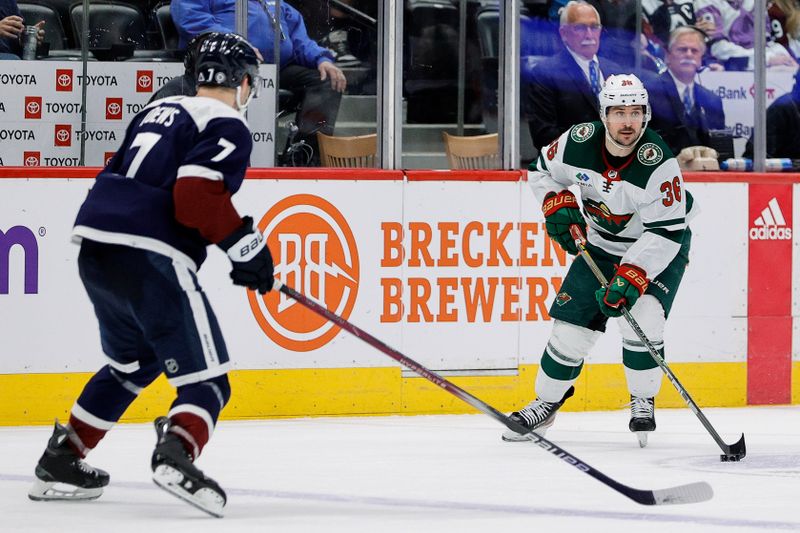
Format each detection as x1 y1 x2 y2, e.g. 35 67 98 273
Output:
605 107 645 124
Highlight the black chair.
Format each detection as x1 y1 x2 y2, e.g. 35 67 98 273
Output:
69 1 169 60
154 2 178 51
405 0 461 122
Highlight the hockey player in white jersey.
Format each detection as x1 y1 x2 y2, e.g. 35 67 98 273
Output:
504 74 695 447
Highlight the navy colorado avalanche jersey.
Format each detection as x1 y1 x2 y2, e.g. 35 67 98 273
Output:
73 95 253 269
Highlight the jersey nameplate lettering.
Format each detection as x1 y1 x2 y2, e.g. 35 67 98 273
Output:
140 106 181 127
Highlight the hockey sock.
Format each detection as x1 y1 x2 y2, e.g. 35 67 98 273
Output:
69 364 161 455
623 346 664 398
168 375 231 460
536 350 582 403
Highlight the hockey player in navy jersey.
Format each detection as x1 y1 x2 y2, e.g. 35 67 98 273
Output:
28 32 272 518
503 74 695 448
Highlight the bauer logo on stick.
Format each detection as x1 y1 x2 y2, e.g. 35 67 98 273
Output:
249 194 360 352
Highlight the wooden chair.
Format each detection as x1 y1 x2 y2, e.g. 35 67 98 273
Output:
317 132 378 168
442 132 500 169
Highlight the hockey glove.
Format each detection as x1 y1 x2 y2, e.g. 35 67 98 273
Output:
218 216 274 294
542 190 586 255
595 264 648 317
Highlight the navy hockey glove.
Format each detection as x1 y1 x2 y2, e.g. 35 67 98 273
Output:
218 216 274 294
542 191 586 255
595 264 648 317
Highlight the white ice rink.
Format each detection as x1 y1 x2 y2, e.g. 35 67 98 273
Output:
1 406 799 532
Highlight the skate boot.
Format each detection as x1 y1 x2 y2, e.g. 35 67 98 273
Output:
151 416 226 518
629 396 656 448
502 386 575 441
28 420 109 501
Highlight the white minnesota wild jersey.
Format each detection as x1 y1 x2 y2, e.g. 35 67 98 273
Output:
529 121 696 279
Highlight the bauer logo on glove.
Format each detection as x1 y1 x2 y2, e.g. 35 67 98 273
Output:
234 232 265 262
541 190 586 256
595 263 648 317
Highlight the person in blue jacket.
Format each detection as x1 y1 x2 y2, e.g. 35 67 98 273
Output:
172 0 346 165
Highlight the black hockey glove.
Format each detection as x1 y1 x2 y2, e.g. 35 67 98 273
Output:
218 216 274 294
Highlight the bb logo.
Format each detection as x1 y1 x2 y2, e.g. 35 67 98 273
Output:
24 96 42 119
249 194 360 352
55 69 73 91
104 151 115 166
23 151 40 166
54 124 72 147
106 97 123 120
136 70 153 92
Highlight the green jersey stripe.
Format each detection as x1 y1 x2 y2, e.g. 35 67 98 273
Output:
643 218 685 228
645 227 685 243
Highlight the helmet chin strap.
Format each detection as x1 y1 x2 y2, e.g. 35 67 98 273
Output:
602 117 648 153
235 85 255 116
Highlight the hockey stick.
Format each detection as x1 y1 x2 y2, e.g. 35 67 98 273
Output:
568 225 746 462
273 279 712 505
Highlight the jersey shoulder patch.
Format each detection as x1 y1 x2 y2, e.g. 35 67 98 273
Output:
636 142 664 166
570 122 597 143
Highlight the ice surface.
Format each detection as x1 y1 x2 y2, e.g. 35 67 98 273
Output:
2 405 798 532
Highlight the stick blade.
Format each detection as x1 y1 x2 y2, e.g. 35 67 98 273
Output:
650 481 714 505
721 433 746 462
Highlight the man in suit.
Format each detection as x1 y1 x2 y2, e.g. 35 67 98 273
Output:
645 26 725 156
526 1 623 151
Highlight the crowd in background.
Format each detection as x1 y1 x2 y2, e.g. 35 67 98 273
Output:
3 0 800 165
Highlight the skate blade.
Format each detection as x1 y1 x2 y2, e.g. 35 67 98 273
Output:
502 425 549 442
28 478 103 501
636 431 649 448
153 464 225 518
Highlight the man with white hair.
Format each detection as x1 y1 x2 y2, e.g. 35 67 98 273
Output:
526 1 624 151
506 74 696 448
645 25 725 156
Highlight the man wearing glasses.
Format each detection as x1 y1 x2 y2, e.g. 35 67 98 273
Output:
526 1 623 152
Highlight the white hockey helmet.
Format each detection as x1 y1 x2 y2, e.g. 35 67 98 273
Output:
599 74 651 123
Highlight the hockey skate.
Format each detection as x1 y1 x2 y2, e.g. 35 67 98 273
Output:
502 386 575 442
28 420 109 502
629 396 656 448
151 416 227 518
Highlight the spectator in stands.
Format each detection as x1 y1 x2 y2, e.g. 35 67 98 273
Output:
148 32 214 103
525 1 623 151
744 67 800 159
645 26 725 155
0 1 44 60
695 0 797 70
643 0 717 48
768 0 800 59
172 0 346 165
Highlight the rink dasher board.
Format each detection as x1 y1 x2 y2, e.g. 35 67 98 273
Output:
0 170 797 421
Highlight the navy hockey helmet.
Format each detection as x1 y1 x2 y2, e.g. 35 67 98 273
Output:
183 31 214 74
195 32 261 96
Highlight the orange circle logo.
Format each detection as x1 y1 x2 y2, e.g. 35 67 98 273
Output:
249 194 360 352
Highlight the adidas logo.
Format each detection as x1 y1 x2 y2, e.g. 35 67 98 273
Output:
749 197 792 240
